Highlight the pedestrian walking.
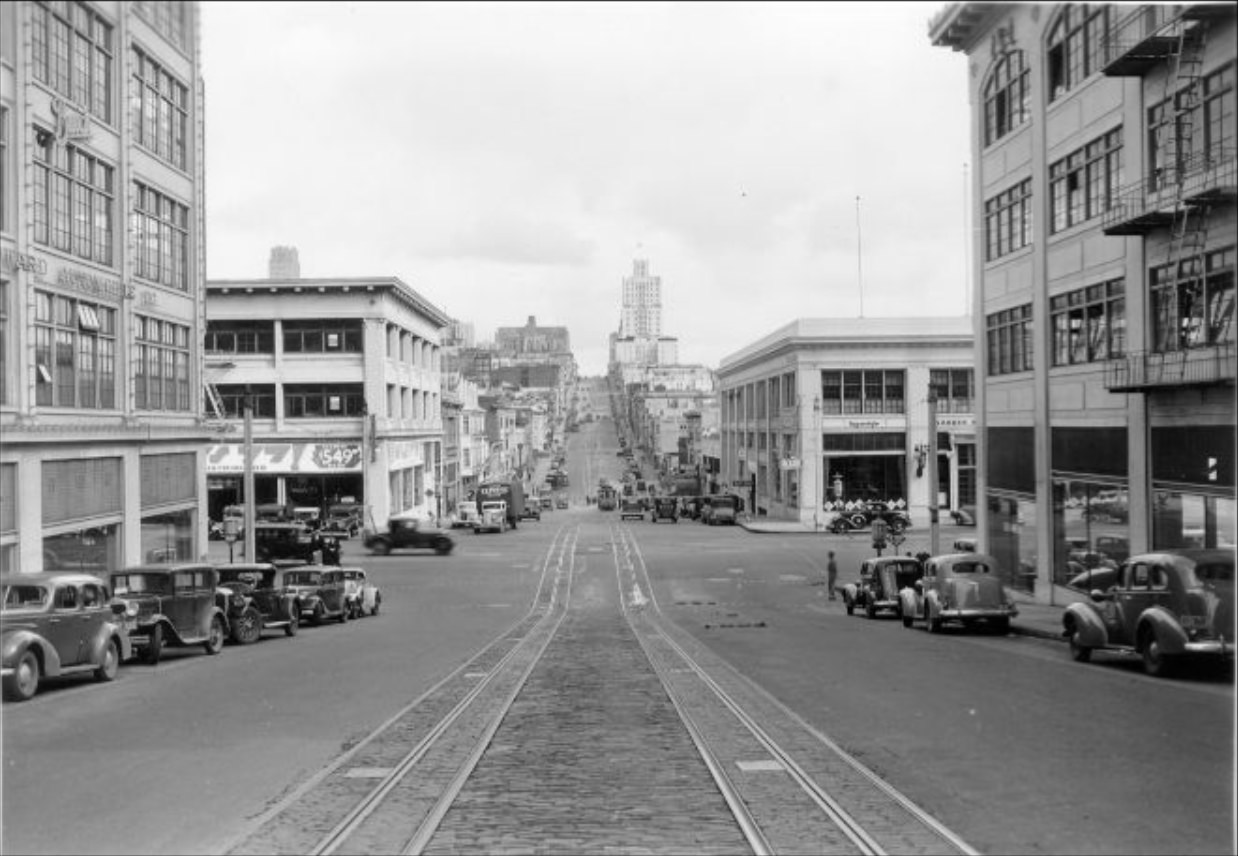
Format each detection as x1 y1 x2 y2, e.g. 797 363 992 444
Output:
827 551 838 600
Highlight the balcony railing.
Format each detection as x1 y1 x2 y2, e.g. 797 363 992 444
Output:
1101 5 1188 76
1102 148 1237 235
1104 342 1236 391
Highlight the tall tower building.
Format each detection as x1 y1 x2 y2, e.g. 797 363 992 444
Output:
620 258 662 338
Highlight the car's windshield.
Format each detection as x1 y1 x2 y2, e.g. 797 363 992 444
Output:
4 584 50 609
219 570 269 588
283 572 321 586
111 573 169 595
951 561 993 575
712 496 737 509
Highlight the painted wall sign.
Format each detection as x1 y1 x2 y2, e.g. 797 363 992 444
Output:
206 443 363 474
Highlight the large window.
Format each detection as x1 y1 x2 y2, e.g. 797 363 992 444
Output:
134 315 190 411
1050 128 1123 233
214 384 276 418
284 384 366 418
1150 64 1235 188
1151 247 1235 352
131 182 188 290
986 304 1034 376
0 281 8 406
929 369 973 413
32 131 115 265
1051 279 1126 366
1047 5 1111 102
31 1 113 123
1203 65 1235 163
132 48 188 170
205 320 275 354
132 0 191 51
1 105 9 234
984 179 1032 261
283 320 363 353
819 370 904 415
34 291 116 409
983 49 1029 146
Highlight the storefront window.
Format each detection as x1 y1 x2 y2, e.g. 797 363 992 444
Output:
986 493 1037 593
1152 491 1236 551
1053 480 1130 588
141 509 193 563
43 524 118 572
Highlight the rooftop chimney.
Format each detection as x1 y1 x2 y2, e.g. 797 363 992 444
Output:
269 246 301 279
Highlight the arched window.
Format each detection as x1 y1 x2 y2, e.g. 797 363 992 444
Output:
1047 4 1112 102
984 50 1030 147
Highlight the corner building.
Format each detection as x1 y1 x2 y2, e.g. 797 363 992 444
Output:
1 1 209 573
930 3 1235 599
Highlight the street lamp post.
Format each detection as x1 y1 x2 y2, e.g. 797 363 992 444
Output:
813 395 822 532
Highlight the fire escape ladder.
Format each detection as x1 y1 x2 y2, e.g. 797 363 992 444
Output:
203 381 230 430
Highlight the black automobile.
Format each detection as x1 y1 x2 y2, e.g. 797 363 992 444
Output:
364 517 455 556
828 502 912 535
214 563 301 643
842 556 924 619
651 496 679 523
253 522 340 564
110 564 229 664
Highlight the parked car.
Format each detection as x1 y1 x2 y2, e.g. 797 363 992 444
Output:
1062 549 1234 677
475 501 509 534
619 497 645 521
253 522 340 564
279 566 350 626
519 502 542 522
539 495 555 511
651 496 679 523
364 516 455 555
336 567 382 618
899 552 1019 633
451 501 480 529
701 494 739 526
214 563 301 642
2 572 131 701
322 502 364 538
110 564 229 664
842 556 924 619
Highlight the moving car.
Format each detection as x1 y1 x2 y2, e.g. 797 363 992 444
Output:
279 566 350 626
619 497 645 521
322 502 364 538
253 522 340 564
842 556 924 619
1062 550 1234 677
899 552 1018 633
475 501 509 534
214 563 301 642
364 516 455 555
519 502 542 522
110 564 229 664
701 494 739 526
451 501 480 529
2 572 131 701
651 496 679 523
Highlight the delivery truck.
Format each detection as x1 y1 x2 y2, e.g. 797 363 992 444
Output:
476 480 526 529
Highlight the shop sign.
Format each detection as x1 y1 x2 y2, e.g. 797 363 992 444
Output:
206 442 363 474
936 415 975 430
830 416 905 431
778 456 801 471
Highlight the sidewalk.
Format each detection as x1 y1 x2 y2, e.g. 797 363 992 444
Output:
738 517 1071 643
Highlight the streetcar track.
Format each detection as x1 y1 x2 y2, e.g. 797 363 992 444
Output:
221 525 578 856
614 521 980 856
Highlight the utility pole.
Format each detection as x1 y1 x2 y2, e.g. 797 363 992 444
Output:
927 386 940 556
242 387 255 563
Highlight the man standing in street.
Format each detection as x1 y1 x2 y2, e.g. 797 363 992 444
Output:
827 551 838 600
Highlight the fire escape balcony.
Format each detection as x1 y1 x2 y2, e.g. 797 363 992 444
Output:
1102 149 1237 235
1100 5 1221 77
1104 342 1236 392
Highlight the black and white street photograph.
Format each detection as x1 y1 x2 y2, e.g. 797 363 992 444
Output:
1 2 1235 854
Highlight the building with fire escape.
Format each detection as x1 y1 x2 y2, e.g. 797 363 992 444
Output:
930 3 1235 602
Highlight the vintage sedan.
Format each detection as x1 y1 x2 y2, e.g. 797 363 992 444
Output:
899 552 1019 633
651 496 679 523
2 573 131 701
110 564 229 664
1062 550 1234 677
336 567 382 618
215 563 301 642
843 556 924 619
280 566 350 626
828 502 912 535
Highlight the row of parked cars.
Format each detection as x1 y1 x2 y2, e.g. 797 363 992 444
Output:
1 560 383 702
840 548 1234 678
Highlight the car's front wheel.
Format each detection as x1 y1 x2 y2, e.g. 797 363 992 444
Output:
284 614 299 637
232 607 263 645
865 601 877 619
3 649 40 701
312 603 326 626
204 615 225 655
1067 623 1091 662
95 638 120 682
371 593 381 616
1141 630 1175 677
902 611 914 628
925 607 942 633
369 539 392 556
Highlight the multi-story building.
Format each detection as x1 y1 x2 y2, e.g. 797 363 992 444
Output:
204 253 450 526
718 318 976 530
1 1 210 573
609 258 680 374
930 3 1235 599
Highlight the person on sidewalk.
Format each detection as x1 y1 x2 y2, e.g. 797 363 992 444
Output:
827 551 838 600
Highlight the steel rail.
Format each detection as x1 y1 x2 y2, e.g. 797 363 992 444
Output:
311 526 579 856
623 526 980 856
400 526 580 855
219 524 574 856
611 523 772 856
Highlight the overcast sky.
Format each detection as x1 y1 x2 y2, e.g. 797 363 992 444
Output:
202 1 973 376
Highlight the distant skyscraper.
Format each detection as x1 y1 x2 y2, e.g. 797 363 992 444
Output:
269 246 301 279
620 259 662 338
